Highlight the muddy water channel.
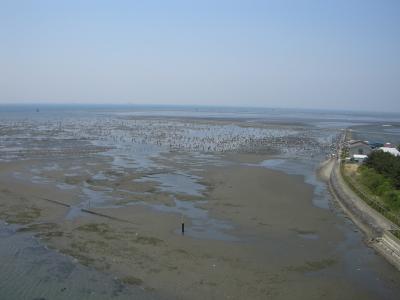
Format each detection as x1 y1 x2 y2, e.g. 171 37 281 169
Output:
1 106 400 299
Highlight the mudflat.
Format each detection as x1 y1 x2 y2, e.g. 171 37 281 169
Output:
1 113 400 299
1 154 399 300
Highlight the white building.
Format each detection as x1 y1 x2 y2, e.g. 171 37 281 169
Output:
352 154 368 162
379 147 400 157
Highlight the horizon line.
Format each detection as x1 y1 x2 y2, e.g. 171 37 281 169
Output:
0 101 400 115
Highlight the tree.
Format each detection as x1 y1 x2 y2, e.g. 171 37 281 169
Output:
364 150 400 189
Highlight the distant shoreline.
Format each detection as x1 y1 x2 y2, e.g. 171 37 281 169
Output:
1 102 400 116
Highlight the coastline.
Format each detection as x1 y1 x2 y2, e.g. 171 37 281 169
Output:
2 109 400 299
322 157 400 271
4 154 400 299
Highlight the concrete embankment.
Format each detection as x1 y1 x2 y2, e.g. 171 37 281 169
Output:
322 158 400 271
375 231 400 270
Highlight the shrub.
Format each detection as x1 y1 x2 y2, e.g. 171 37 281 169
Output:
359 166 389 195
358 165 400 212
383 190 400 211
364 150 400 189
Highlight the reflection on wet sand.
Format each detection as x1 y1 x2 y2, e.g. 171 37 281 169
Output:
1 108 400 299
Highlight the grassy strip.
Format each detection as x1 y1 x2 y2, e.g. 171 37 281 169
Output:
391 230 400 240
340 163 400 227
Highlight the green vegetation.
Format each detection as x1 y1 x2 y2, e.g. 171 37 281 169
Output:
0 205 41 224
342 166 400 226
391 230 400 240
341 147 349 160
76 222 163 245
342 149 400 226
361 150 400 211
61 248 97 267
358 166 400 211
364 150 400 189
76 223 111 234
17 222 64 239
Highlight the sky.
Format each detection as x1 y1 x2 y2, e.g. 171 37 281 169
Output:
0 0 399 111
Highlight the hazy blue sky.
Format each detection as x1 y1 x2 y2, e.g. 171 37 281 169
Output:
1 0 399 111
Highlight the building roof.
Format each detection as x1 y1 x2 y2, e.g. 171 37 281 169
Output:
348 140 370 148
370 142 384 148
353 154 368 159
379 147 400 157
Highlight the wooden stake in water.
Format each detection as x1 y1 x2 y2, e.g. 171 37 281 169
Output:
181 214 185 235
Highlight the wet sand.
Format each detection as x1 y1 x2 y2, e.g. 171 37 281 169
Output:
1 154 400 299
0 221 161 300
1 110 400 299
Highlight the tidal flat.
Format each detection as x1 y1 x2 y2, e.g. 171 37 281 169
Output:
1 107 400 299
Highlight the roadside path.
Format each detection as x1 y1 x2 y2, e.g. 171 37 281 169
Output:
322 157 400 270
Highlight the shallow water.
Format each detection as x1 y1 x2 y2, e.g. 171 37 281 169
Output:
257 158 330 209
258 156 400 299
130 197 238 242
1 105 400 299
351 123 400 145
0 222 161 300
135 172 205 197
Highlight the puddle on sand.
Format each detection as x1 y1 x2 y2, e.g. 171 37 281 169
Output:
65 184 117 220
56 182 75 190
133 171 237 241
298 233 319 240
135 172 205 197
257 158 330 209
97 142 166 171
92 171 111 180
132 197 238 242
0 222 161 300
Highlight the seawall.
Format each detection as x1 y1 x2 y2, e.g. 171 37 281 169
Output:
323 158 400 271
